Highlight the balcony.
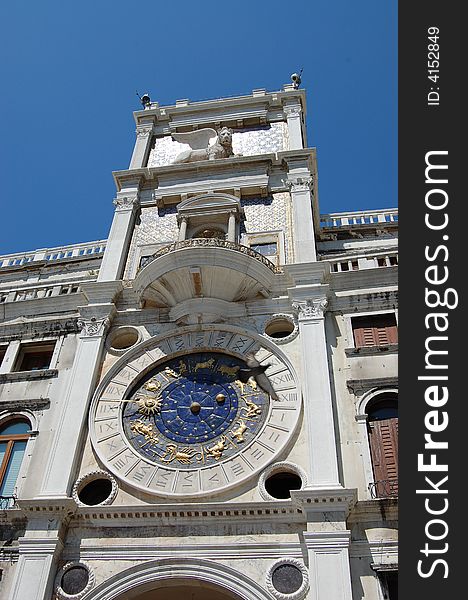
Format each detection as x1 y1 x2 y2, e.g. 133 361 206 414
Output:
133 238 281 313
369 479 398 499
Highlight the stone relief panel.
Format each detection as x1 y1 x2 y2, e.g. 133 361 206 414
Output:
124 206 179 278
148 123 289 167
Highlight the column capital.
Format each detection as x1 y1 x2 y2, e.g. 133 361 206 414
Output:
283 175 314 193
292 297 328 320
135 124 153 138
283 103 303 118
112 194 140 212
77 303 116 338
77 316 111 338
302 530 352 550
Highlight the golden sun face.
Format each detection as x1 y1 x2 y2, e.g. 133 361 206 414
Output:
134 395 162 416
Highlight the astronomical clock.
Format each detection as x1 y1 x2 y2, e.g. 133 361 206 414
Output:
90 327 301 498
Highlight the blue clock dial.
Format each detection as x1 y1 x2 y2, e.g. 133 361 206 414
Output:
121 352 268 469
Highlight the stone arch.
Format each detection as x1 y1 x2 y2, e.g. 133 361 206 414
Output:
82 558 273 600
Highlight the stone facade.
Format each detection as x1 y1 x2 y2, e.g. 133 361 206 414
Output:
0 86 398 600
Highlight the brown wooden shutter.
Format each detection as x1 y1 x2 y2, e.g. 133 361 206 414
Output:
353 315 398 348
368 418 398 496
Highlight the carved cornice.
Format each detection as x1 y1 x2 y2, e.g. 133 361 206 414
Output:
292 298 328 320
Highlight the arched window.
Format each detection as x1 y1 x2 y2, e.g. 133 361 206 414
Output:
366 394 398 498
0 419 31 506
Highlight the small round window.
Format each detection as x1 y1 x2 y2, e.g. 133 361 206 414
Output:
72 471 117 507
264 315 298 344
56 562 94 600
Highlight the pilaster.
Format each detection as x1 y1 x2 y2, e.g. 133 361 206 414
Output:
98 187 140 282
291 288 340 487
129 122 154 169
38 304 115 498
283 100 304 150
285 175 316 262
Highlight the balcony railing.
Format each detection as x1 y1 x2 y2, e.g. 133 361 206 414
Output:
139 238 282 273
320 209 398 229
0 241 106 269
0 495 16 509
369 479 398 499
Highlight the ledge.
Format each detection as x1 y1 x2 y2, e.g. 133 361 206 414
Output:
345 344 398 357
0 398 50 411
0 369 58 383
347 377 398 394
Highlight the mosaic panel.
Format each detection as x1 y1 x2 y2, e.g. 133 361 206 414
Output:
148 122 289 167
125 206 178 278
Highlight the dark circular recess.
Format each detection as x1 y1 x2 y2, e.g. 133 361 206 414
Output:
265 318 295 339
77 478 113 506
61 566 89 595
110 329 139 350
271 563 303 594
265 471 302 499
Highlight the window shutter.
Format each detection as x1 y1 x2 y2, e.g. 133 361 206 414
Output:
368 418 398 495
0 440 27 496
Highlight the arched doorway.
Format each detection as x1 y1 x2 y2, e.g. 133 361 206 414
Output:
83 558 273 600
130 583 240 600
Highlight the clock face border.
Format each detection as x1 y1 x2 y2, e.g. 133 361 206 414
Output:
89 325 302 498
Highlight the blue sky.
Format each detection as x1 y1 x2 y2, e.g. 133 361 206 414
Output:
0 1 397 256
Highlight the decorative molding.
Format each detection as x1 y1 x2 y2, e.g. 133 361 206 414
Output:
266 557 309 600
347 377 398 395
292 298 328 320
77 317 111 338
55 561 95 600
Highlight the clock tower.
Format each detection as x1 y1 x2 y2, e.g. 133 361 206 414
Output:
1 83 398 600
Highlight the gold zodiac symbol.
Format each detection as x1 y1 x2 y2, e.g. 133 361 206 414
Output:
194 358 215 371
231 419 248 443
130 420 159 445
241 398 262 419
178 360 188 375
218 364 240 377
161 444 197 464
164 366 179 378
206 436 227 460
144 378 161 393
235 378 258 395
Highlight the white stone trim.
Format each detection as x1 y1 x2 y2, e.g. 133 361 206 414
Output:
355 387 399 418
258 462 307 501
80 557 273 600
55 561 95 600
265 557 309 600
72 471 118 507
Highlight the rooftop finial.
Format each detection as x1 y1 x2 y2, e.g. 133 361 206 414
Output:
136 91 151 109
291 69 303 89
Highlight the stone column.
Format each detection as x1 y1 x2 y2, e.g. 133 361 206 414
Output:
38 308 113 498
178 217 188 241
129 124 153 169
284 102 304 150
227 212 236 242
292 295 340 487
287 177 316 263
98 191 140 282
